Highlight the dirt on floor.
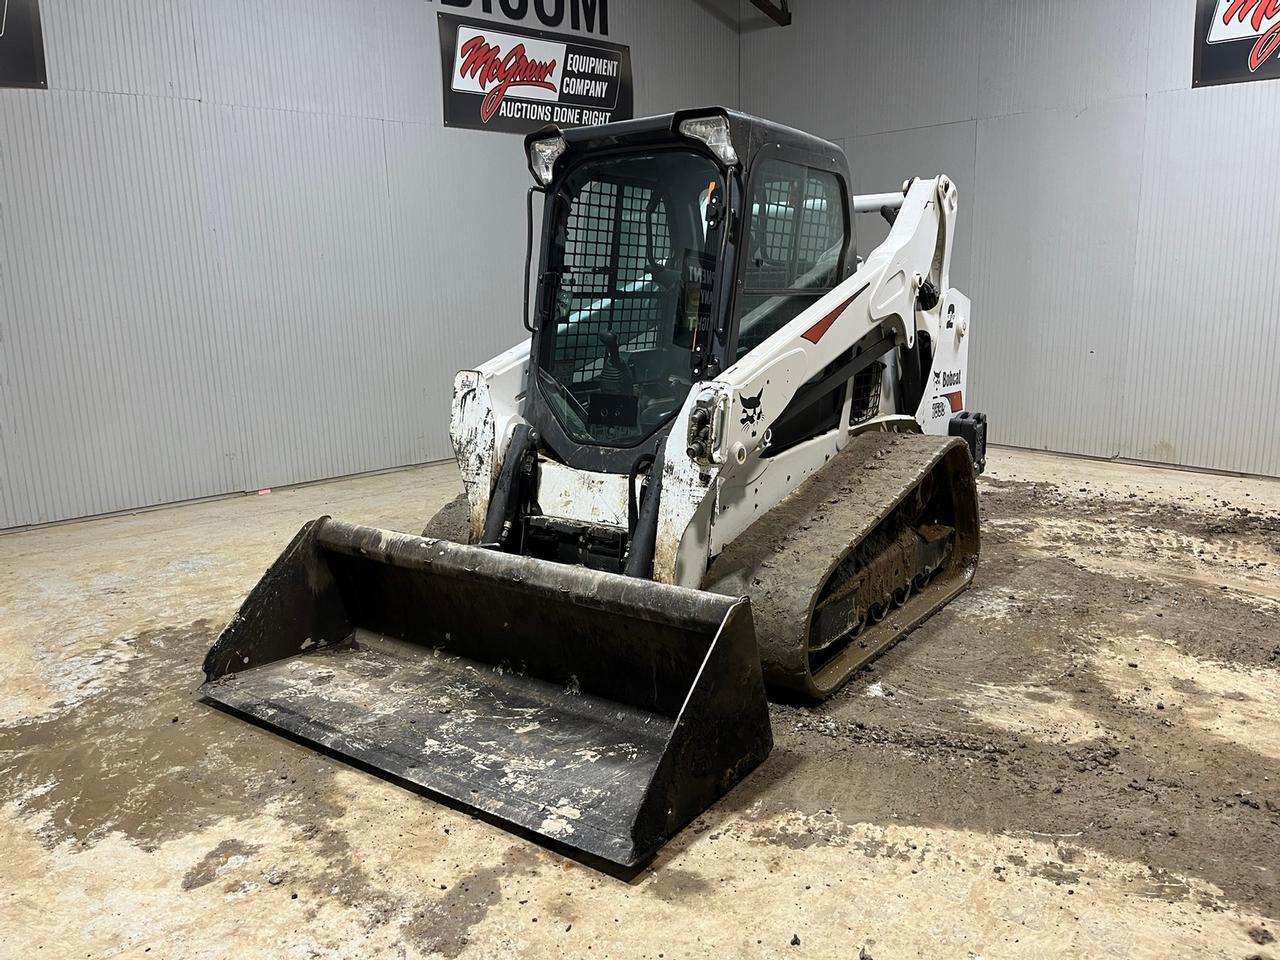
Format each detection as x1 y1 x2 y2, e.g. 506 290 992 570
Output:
0 450 1277 959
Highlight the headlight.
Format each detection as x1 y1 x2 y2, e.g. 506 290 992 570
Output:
678 115 739 167
528 135 568 185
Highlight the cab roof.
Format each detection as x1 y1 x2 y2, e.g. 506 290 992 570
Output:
526 106 849 182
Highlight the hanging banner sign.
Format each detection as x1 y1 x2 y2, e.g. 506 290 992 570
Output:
0 0 47 88
1194 0 1280 87
439 13 633 134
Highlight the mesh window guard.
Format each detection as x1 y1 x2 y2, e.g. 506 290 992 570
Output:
553 180 671 383
737 160 847 361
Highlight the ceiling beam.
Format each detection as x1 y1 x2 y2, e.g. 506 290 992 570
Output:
749 0 792 27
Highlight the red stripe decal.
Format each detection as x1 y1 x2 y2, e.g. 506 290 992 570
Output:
943 390 963 413
801 295 853 344
800 281 868 344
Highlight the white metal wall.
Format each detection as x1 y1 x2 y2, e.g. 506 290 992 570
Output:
740 0 1280 478
0 0 742 528
8 1 1274 530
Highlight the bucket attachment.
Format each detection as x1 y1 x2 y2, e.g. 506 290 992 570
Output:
201 519 771 868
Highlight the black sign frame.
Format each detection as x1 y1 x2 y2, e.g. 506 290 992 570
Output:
0 0 47 89
438 13 633 135
1194 0 1280 88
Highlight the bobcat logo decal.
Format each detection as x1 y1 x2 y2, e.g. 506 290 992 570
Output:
740 389 764 428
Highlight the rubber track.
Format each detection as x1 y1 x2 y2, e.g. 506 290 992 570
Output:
703 431 979 700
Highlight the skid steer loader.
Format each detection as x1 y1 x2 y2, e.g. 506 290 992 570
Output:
202 108 986 869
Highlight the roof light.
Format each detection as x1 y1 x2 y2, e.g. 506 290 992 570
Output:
678 115 739 167
528 135 568 185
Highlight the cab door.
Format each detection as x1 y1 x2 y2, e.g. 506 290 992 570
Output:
729 153 856 453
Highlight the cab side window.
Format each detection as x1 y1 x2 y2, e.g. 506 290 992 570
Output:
736 160 846 360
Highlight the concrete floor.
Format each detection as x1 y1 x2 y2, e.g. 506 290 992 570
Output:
1 449 1278 959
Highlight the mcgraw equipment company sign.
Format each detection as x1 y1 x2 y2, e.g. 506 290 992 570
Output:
1194 0 1280 87
439 13 633 134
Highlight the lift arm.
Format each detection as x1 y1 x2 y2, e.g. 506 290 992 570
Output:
651 176 959 585
692 175 957 471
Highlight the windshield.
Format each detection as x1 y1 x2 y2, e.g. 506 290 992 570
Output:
537 150 724 447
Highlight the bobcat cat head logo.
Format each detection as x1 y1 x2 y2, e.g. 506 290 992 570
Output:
740 389 764 428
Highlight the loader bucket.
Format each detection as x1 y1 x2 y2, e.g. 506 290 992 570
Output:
201 518 771 868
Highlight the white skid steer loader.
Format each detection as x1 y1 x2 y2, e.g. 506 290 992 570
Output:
201 108 986 870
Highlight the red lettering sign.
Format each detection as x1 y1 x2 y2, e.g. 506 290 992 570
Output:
458 35 558 122
1220 0 1280 70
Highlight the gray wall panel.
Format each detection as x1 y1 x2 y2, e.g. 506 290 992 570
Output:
843 0 982 136
0 132 31 529
41 0 202 99
194 0 387 117
845 120 977 291
199 105 402 489
1 0 743 527
0 90 240 524
379 0 439 126
739 0 854 140
1122 84 1280 477
623 1 740 112
970 100 1144 457
380 120 532 460
1145 0 1197 96
977 0 1147 118
740 0 981 139
741 1 1280 477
